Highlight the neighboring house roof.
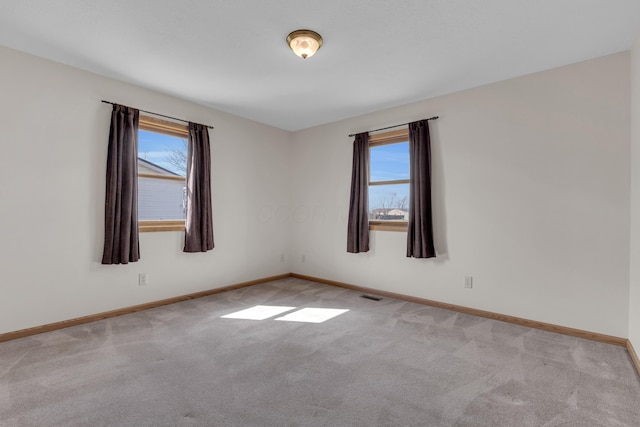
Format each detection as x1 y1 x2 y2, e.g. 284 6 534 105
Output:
371 208 408 214
137 157 181 176
387 209 407 216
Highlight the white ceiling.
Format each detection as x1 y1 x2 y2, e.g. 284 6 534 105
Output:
1 0 639 131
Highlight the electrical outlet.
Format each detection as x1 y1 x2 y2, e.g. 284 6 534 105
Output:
139 273 149 286
301 254 306 263
464 276 473 289
280 254 285 262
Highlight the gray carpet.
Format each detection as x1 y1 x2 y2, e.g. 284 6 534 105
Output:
1 277 639 426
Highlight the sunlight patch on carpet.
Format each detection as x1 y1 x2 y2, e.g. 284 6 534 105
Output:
221 305 295 320
275 308 349 323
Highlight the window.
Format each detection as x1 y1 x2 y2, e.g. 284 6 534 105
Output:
369 128 409 232
137 115 188 232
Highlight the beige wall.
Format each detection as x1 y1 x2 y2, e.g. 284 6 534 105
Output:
0 44 634 340
291 53 631 337
0 45 292 334
630 34 640 350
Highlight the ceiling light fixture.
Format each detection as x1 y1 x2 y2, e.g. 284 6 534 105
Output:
286 29 323 59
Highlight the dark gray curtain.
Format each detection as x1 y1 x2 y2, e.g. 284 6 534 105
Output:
184 122 214 253
347 133 370 253
407 119 436 258
102 104 140 264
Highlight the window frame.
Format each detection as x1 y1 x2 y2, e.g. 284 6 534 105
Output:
138 115 188 233
368 128 409 232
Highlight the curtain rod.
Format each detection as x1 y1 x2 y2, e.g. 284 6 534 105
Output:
348 116 438 137
101 100 214 129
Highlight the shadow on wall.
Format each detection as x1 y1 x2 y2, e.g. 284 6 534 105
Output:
431 120 449 260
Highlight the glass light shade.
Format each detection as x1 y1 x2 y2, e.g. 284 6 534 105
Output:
287 30 323 59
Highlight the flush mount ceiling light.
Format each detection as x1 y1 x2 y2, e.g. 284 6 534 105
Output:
286 29 323 59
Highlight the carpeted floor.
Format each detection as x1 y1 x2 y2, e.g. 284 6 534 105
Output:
1 277 639 426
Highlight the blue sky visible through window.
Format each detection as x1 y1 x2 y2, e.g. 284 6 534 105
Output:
369 142 410 212
138 130 187 176
370 142 409 181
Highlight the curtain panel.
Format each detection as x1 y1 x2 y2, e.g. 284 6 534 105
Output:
184 122 214 252
406 119 436 258
102 104 140 264
347 132 370 253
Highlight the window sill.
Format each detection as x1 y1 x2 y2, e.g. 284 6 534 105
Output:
139 220 185 232
369 221 407 232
